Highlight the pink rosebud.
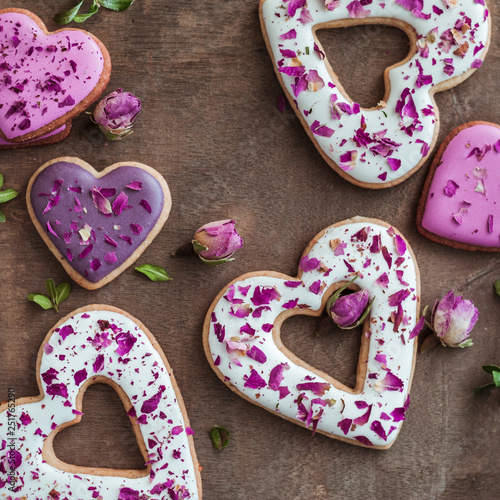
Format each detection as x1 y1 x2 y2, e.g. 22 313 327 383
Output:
431 290 478 348
192 219 243 266
328 289 371 328
92 88 141 140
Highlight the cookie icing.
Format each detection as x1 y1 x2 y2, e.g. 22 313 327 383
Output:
420 122 500 249
0 307 201 499
0 10 106 141
0 123 69 147
28 159 170 286
204 218 420 448
260 0 490 187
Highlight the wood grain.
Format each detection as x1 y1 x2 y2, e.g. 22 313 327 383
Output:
1 1 499 498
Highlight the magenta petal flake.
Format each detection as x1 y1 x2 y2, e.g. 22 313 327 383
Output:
112 191 129 215
243 369 267 390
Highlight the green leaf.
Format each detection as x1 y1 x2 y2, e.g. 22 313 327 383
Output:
0 210 5 223
135 264 172 282
46 279 57 302
482 365 500 374
55 282 71 305
0 174 4 190
74 1 99 23
54 0 84 24
493 370 500 388
192 239 208 254
209 425 230 449
495 280 500 296
0 189 18 204
99 0 134 11
27 294 53 310
473 383 496 393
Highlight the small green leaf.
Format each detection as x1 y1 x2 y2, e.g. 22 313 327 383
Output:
55 282 71 306
135 264 172 282
46 279 57 302
0 189 18 204
54 0 84 24
458 338 473 348
0 174 4 190
494 280 500 296
209 425 230 449
198 254 235 267
0 210 5 223
493 371 500 388
482 365 500 374
99 0 134 11
74 1 99 23
192 239 208 254
27 294 53 310
473 383 496 393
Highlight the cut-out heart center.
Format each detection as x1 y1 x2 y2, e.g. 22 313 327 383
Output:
316 25 410 109
280 313 363 390
51 382 147 472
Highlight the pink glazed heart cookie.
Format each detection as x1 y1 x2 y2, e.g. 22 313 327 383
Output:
203 217 421 449
27 157 171 290
0 305 202 499
259 0 490 188
0 9 111 144
417 121 500 252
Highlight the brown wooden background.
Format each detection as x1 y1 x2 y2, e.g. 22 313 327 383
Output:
1 1 499 498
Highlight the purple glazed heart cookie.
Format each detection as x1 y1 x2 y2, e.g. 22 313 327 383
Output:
0 9 111 144
417 122 500 252
27 157 171 289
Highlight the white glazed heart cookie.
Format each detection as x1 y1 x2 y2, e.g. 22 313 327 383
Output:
259 0 491 188
203 217 421 449
0 305 202 499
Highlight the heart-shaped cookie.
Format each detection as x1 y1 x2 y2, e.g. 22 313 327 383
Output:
0 305 202 499
417 122 500 252
27 157 171 289
203 217 420 449
0 9 111 143
259 0 490 188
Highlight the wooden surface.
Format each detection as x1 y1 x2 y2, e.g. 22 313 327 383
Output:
1 1 499 498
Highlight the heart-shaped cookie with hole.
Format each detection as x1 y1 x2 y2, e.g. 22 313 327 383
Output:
0 305 202 498
0 8 111 144
203 217 421 449
417 121 500 252
27 157 171 290
259 0 490 188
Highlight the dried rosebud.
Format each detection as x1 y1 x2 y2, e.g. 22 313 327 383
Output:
326 276 373 329
431 290 478 348
92 88 141 140
192 219 243 266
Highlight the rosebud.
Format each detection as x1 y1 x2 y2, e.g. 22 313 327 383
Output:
431 290 478 348
192 219 243 266
92 88 141 140
326 276 373 329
